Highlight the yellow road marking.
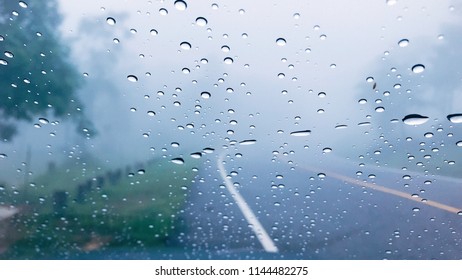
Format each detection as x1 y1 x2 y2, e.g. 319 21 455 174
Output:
292 160 462 215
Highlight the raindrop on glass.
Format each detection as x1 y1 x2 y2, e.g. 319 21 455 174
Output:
4 51 14 58
171 158 185 165
276 38 287 46
196 17 208 26
387 0 397 6
190 152 202 159
127 75 138 82
201 91 211 99
239 139 257 145
180 41 191 50
38 118 49 124
411 64 425 74
203 148 215 153
106 17 116 25
447 114 462 124
150 29 158 36
290 130 311 137
398 39 409 47
174 0 187 11
224 57 233 64
18 1 28 8
375 107 385 113
402 114 429 125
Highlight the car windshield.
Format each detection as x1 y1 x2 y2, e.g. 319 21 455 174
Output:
1 0 462 260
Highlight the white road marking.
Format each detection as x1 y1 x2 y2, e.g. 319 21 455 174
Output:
217 153 279 253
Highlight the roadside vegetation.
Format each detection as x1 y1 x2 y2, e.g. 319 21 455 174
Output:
0 156 196 259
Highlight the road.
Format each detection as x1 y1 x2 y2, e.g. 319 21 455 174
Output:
176 146 462 259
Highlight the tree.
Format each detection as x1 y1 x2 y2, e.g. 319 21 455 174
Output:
0 0 91 140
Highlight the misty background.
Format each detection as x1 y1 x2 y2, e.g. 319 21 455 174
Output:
1 0 461 184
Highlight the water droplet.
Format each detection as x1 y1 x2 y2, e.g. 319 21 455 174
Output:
358 99 367 104
38 118 49 124
293 13 300 19
4 51 14 58
323 147 332 153
127 75 138 82
159 8 168 15
402 114 429 125
18 1 28 8
276 38 287 46
0 59 7 66
412 207 420 212
196 17 208 26
0 153 7 159
174 0 187 11
150 29 158 36
182 68 190 74
335 124 348 129
106 17 116 25
203 148 215 153
221 45 230 52
317 173 326 178
224 57 233 64
386 0 397 6
180 41 191 50
456 141 462 147
201 91 211 99
147 111 156 116
398 39 409 47
137 169 145 175
447 114 462 124
171 158 185 165
239 139 257 145
190 152 202 159
375 107 385 113
290 130 311 136
412 64 425 74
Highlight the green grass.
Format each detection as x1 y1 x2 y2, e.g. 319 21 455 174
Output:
0 156 197 259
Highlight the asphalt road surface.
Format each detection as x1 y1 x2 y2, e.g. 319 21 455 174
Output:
176 146 462 259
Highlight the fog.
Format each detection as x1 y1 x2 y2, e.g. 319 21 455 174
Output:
1 0 461 185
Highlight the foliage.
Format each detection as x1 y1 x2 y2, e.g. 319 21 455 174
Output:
0 0 90 140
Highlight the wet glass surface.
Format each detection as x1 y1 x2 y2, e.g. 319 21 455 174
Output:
1 0 462 259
